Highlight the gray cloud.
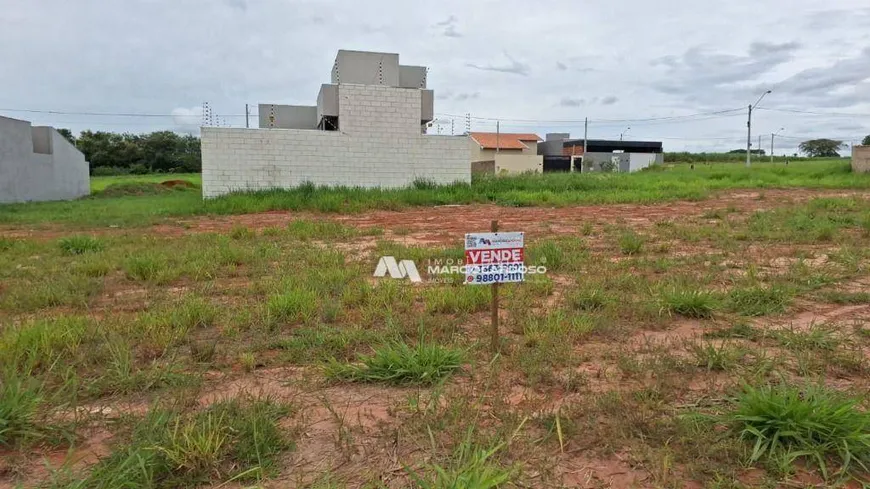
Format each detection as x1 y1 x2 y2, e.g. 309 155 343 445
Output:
467 52 529 76
435 15 461 37
436 90 480 102
652 41 800 95
559 96 618 107
443 25 462 38
435 15 457 27
1 0 868 153
455 92 480 101
775 48 870 98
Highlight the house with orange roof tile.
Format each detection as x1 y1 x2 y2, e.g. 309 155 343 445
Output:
469 132 544 175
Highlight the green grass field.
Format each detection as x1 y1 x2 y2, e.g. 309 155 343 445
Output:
2 159 870 487
0 160 864 228
88 173 202 192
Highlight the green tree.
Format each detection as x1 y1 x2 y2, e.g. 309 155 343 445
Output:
75 130 201 174
862 135 870 146
798 139 845 158
56 128 77 146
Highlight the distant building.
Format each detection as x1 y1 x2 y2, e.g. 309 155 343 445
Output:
201 49 469 198
469 132 543 175
853 145 870 173
0 116 89 203
539 133 663 172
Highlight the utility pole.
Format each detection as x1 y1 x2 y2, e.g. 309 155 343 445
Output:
758 135 762 157
583 117 588 173
770 134 774 163
496 120 500 154
747 90 772 168
771 128 784 163
746 104 753 168
245 104 250 129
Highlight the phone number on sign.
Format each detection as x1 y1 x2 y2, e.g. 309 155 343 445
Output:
467 272 525 284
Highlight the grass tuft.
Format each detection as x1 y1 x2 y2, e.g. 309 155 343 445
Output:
123 252 174 283
731 383 870 478
686 340 745 371
58 235 105 255
567 288 613 312
705 323 760 340
727 284 791 316
53 396 291 487
661 288 718 318
0 369 71 448
267 288 319 324
618 230 645 255
325 341 463 385
410 441 513 489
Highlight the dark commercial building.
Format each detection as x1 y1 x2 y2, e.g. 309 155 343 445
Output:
539 133 663 172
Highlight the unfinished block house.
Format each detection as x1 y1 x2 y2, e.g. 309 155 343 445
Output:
201 50 470 198
0 116 89 203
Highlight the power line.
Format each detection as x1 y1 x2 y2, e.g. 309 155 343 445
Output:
436 107 745 125
0 108 256 118
756 107 870 117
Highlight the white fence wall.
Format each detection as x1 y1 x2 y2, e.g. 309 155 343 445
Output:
202 84 470 198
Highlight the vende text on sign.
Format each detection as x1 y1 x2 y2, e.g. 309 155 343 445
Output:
464 232 524 284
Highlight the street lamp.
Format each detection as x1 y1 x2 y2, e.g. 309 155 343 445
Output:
620 126 631 141
746 90 772 168
771 127 785 163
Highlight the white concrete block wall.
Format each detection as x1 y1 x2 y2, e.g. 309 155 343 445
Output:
202 84 470 198
0 116 89 203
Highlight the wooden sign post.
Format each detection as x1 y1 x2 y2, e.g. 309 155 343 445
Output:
490 220 500 353
465 221 525 354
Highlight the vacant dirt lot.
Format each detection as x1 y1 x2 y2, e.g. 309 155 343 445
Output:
3 188 870 488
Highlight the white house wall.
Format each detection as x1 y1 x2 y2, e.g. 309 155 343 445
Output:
201 84 469 197
629 152 656 172
494 154 543 174
0 116 89 203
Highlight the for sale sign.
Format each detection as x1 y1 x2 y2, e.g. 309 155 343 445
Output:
464 232 525 284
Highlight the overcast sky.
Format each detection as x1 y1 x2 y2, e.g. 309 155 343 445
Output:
2 0 869 153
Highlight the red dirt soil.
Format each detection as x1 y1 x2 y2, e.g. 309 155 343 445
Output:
3 189 867 242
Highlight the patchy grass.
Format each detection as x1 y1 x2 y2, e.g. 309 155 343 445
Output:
727 285 792 316
686 340 746 371
53 396 292 488
424 285 490 314
325 341 464 385
773 325 840 351
817 290 870 304
0 160 864 227
5 171 870 487
705 323 761 340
